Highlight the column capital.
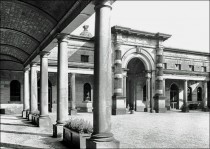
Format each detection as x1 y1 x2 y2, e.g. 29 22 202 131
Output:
94 0 113 10
24 67 30 72
145 73 151 78
56 33 69 43
40 51 50 58
70 72 75 76
113 40 123 45
30 62 37 67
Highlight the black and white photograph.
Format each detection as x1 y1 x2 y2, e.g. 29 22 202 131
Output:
0 0 209 148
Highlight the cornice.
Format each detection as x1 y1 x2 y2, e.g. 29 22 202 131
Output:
111 25 171 41
164 47 210 56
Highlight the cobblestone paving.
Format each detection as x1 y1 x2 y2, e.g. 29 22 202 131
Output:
0 110 209 148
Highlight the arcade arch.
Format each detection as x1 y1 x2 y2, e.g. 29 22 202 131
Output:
122 48 154 112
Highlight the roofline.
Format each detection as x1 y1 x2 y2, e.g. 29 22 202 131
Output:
164 47 210 56
68 34 94 42
111 25 171 41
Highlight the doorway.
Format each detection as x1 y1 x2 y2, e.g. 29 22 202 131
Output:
170 84 179 109
126 58 146 111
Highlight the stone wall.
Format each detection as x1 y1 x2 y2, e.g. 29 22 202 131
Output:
164 50 210 72
0 70 23 114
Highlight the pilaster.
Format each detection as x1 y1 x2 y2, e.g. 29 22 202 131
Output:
153 34 166 113
112 41 126 115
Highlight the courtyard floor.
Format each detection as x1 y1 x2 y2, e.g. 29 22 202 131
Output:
0 110 209 148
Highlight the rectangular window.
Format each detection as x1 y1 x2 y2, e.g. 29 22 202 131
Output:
202 66 206 72
163 63 167 69
189 65 194 71
175 64 181 70
81 55 89 62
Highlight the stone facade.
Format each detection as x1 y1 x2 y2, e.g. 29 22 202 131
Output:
0 26 209 114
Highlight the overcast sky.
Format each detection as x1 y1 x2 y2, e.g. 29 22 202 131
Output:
72 1 209 53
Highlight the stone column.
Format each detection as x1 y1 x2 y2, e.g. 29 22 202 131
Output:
53 33 69 137
69 73 77 115
28 63 38 121
122 71 127 97
86 0 120 148
38 51 51 127
22 68 30 118
153 34 167 113
150 70 156 113
144 73 151 112
182 80 189 112
163 79 165 96
112 41 126 115
202 81 209 111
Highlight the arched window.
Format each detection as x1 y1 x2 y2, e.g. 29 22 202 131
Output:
187 87 192 101
84 83 91 101
143 85 146 101
197 87 202 101
10 80 21 101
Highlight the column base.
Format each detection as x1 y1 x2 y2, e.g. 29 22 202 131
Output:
86 138 120 149
22 110 27 118
144 108 151 112
28 113 33 121
154 94 167 113
26 110 30 118
69 109 77 115
150 109 156 113
112 95 126 115
53 124 64 138
38 116 52 127
202 107 209 112
112 108 126 115
181 105 189 112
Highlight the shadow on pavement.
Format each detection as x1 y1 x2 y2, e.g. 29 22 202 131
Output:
0 130 50 137
0 143 42 149
0 122 36 127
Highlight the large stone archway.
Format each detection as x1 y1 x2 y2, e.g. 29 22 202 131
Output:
122 48 155 112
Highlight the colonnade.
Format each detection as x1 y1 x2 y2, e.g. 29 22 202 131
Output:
162 79 208 112
22 0 119 148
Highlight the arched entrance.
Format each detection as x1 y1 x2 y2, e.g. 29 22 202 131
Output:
126 58 146 111
38 80 52 112
84 83 91 101
170 84 179 109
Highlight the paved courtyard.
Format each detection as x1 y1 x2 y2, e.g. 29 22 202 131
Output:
0 110 209 148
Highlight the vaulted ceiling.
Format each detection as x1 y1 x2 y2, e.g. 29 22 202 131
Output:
0 0 92 71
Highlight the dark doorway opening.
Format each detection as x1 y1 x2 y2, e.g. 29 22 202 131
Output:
10 80 21 101
170 84 179 109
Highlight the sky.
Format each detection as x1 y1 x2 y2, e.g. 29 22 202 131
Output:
72 1 209 53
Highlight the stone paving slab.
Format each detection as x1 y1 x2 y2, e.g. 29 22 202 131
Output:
0 111 209 148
